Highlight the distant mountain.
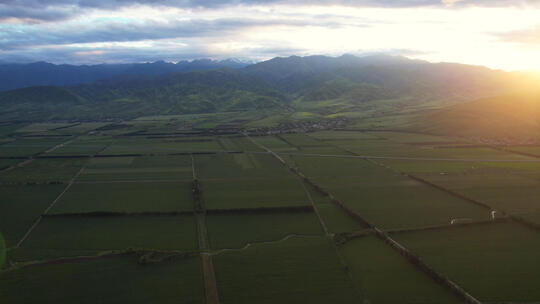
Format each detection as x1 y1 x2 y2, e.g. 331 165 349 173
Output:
0 59 250 92
0 69 288 121
244 54 518 101
0 54 536 122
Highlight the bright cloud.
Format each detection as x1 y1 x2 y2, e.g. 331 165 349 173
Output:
1 1 540 70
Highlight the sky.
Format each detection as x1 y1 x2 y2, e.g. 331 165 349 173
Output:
1 0 540 71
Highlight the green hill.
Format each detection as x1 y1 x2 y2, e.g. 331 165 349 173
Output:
0 55 536 122
413 90 540 142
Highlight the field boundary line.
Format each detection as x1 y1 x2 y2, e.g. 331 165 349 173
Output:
75 179 193 184
385 218 507 235
277 152 540 163
245 133 367 302
298 180 329 235
208 234 323 256
275 134 301 150
190 153 220 304
1 248 198 274
252 133 483 304
0 136 77 173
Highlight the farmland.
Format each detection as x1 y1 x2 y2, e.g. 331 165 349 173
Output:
1 116 539 304
393 222 540 302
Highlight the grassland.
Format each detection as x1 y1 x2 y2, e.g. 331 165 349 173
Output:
206 212 322 249
340 236 462 303
0 255 204 304
50 181 194 213
213 237 360 304
393 222 540 302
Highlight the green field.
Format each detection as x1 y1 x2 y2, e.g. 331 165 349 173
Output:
195 153 291 179
79 155 193 181
306 185 365 233
314 174 491 229
100 137 223 155
15 123 75 134
207 212 322 249
0 158 86 183
12 215 198 261
1 117 539 303
250 136 297 151
292 156 490 229
213 237 360 304
0 137 67 157
48 136 113 156
340 236 462 303
0 184 65 247
418 170 540 213
0 159 19 170
0 255 203 304
50 181 194 213
393 222 540 302
201 177 309 209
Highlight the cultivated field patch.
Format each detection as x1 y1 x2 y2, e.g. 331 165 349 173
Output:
0 137 67 157
0 184 65 247
79 155 193 181
13 215 198 261
340 236 462 303
50 181 194 213
418 172 540 213
0 158 86 183
195 153 290 179
0 255 204 304
48 136 113 156
201 177 308 210
207 212 322 249
100 137 222 155
213 237 359 304
393 221 540 302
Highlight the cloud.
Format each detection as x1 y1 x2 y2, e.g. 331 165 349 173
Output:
0 16 362 50
496 25 540 45
1 0 539 13
1 0 538 24
0 4 80 23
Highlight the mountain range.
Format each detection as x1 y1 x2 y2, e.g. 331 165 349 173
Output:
0 59 249 92
0 54 538 141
